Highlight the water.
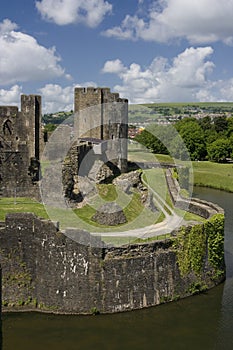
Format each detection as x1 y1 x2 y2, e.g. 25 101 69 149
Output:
2 187 233 350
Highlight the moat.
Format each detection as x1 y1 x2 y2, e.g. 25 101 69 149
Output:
2 187 233 350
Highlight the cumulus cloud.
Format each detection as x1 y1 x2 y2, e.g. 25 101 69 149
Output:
38 82 97 112
0 82 98 113
0 18 18 33
102 46 216 103
36 0 112 27
38 84 74 112
103 0 233 44
102 59 126 74
219 78 233 101
0 19 69 86
0 85 22 105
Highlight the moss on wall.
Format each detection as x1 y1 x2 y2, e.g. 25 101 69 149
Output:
0 212 225 314
172 214 225 281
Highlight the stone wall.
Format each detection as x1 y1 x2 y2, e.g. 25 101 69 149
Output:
0 203 225 314
166 169 224 218
0 95 42 198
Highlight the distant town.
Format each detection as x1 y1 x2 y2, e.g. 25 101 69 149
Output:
42 102 233 141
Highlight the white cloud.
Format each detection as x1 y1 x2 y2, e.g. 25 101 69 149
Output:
0 19 68 86
0 82 98 114
102 47 217 103
38 82 97 113
38 84 74 113
0 85 22 105
36 0 112 27
102 59 126 74
103 0 233 44
0 18 18 33
219 78 233 101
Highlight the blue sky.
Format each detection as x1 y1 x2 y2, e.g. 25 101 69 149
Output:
1 0 233 112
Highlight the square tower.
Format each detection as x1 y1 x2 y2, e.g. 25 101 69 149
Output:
0 95 42 197
74 87 128 172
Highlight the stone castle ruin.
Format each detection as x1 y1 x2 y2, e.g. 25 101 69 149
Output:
0 88 226 315
74 87 128 173
0 95 42 197
0 87 128 200
46 87 129 201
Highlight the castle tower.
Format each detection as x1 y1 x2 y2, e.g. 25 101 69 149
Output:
21 95 42 160
74 87 128 172
74 87 105 140
0 95 42 196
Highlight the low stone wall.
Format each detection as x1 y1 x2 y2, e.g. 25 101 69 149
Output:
165 169 224 218
0 205 225 314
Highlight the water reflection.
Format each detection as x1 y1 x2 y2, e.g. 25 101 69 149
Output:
193 188 233 350
2 285 224 350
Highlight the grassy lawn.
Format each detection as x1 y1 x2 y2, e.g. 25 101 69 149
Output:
71 191 161 233
142 168 168 198
0 197 49 221
193 161 233 192
0 186 161 232
1 153 231 243
97 184 117 201
102 233 171 246
129 149 233 192
128 146 175 164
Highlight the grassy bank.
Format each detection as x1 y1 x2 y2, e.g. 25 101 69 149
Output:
192 161 233 192
1 154 232 225
157 156 233 193
129 148 233 192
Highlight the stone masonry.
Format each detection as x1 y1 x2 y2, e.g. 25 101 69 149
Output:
74 87 128 173
0 198 225 314
0 95 42 197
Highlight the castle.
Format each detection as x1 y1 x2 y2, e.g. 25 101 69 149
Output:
74 87 128 174
0 88 225 315
0 87 128 199
0 95 42 197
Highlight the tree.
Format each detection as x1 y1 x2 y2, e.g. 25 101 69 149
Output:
213 116 228 133
134 126 170 154
44 123 57 133
207 139 230 163
175 118 207 160
198 115 212 131
170 135 190 161
227 116 233 137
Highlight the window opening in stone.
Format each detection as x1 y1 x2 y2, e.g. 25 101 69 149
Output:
3 119 12 135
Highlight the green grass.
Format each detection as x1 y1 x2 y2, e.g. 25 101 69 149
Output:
174 208 205 223
1 155 230 245
193 161 233 192
142 168 168 198
102 233 171 246
72 191 161 232
132 233 171 244
0 197 49 221
0 186 162 233
72 194 146 229
128 147 174 164
129 149 233 192
123 192 144 222
97 184 117 201
73 204 96 223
